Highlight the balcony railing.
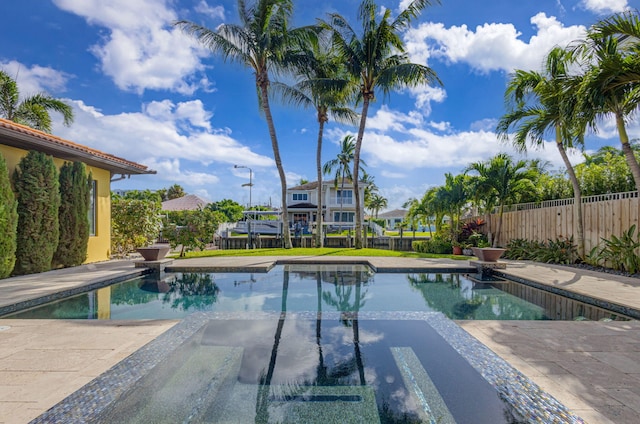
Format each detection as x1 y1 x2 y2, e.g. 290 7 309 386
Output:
328 196 353 206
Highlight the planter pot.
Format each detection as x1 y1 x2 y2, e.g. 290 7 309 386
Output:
136 246 170 261
462 248 474 256
471 247 505 262
452 246 463 255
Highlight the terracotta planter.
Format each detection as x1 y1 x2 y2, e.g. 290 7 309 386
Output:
452 246 463 255
136 246 170 261
471 247 505 262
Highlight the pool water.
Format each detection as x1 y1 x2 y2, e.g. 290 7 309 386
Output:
93 318 519 424
5 264 627 321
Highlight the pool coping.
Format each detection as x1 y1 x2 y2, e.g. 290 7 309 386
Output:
29 311 585 424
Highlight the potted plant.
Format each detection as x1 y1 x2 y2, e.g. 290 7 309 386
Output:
452 241 463 255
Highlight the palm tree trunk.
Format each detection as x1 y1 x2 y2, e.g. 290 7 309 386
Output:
556 127 584 258
617 113 640 192
353 97 371 249
258 80 292 248
339 171 345 234
494 204 505 247
316 118 325 247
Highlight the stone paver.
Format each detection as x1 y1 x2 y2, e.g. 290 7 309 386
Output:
1 255 640 423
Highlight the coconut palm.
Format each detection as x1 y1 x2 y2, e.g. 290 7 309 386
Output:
466 154 537 247
175 0 314 248
323 134 366 233
435 173 468 244
0 70 73 133
321 0 442 248
366 192 387 219
572 34 640 195
271 38 358 247
496 47 586 257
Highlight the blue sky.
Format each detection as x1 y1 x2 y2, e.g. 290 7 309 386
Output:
1 0 637 211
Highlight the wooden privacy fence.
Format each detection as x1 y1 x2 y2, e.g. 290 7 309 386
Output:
483 191 640 251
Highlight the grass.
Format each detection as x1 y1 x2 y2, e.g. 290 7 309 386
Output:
175 247 470 260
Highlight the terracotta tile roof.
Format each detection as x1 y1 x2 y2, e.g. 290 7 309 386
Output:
0 118 154 175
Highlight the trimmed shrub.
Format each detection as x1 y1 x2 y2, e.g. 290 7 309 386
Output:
0 153 18 278
13 151 60 275
54 162 90 267
412 237 452 254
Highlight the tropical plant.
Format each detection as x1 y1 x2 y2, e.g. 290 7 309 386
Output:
366 192 387 219
435 173 467 243
162 209 224 257
165 184 186 200
53 162 90 268
412 236 452 254
571 32 640 195
0 70 74 133
206 198 244 223
323 134 365 233
321 0 442 248
175 0 316 249
12 151 60 275
120 189 162 203
272 36 358 247
466 154 536 247
589 225 640 274
497 47 586 257
111 198 162 257
0 153 17 278
533 236 578 265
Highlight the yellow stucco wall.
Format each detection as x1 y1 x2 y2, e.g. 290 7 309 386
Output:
0 144 112 263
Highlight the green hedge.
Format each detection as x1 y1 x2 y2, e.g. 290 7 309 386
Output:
412 238 452 254
0 153 17 278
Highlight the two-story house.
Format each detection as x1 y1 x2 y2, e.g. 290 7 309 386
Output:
286 179 367 234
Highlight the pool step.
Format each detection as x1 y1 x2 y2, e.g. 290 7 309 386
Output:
210 383 381 423
97 345 243 423
391 347 456 424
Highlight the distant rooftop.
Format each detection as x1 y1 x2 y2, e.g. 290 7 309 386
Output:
161 194 208 211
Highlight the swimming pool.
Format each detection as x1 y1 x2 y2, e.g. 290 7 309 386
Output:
4 264 626 321
25 264 586 423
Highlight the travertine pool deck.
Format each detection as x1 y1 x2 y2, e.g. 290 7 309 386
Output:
0 256 639 423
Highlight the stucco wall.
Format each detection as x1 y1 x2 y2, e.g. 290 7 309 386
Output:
0 144 111 263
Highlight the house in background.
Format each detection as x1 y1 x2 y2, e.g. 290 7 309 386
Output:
0 118 155 263
377 209 408 230
286 179 367 233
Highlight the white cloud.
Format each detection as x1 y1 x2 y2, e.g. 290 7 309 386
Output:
52 0 211 94
52 99 273 185
381 170 406 178
404 13 586 74
0 60 71 97
366 105 424 132
195 1 225 20
580 0 629 14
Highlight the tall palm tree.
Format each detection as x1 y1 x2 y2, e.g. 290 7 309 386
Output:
321 0 442 248
0 70 73 133
435 173 467 243
496 47 586 257
572 34 640 195
466 154 537 247
323 134 365 233
175 0 314 249
272 38 358 247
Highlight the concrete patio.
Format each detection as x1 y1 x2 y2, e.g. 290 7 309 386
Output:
0 256 639 423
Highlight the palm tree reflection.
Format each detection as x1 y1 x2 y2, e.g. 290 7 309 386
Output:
162 273 220 312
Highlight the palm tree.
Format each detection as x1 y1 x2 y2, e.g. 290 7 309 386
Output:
323 134 365 233
321 0 442 248
466 154 537 247
573 34 640 195
366 192 387 219
496 47 586 257
175 0 314 249
271 38 358 247
0 70 73 133
435 173 467 244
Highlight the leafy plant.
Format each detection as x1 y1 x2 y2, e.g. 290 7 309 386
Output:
503 238 544 260
589 225 640 274
412 236 453 254
162 209 224 257
111 198 162 257
0 153 17 278
534 236 578 264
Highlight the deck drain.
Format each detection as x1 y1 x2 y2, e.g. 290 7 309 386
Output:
271 395 362 402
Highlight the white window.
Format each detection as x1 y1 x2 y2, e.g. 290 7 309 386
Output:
336 190 353 204
89 180 97 236
292 193 308 201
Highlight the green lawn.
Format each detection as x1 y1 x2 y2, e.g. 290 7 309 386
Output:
176 247 469 260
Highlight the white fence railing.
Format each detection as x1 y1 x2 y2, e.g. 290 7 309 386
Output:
494 190 639 213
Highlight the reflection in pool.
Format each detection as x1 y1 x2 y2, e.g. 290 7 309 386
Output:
4 264 626 321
